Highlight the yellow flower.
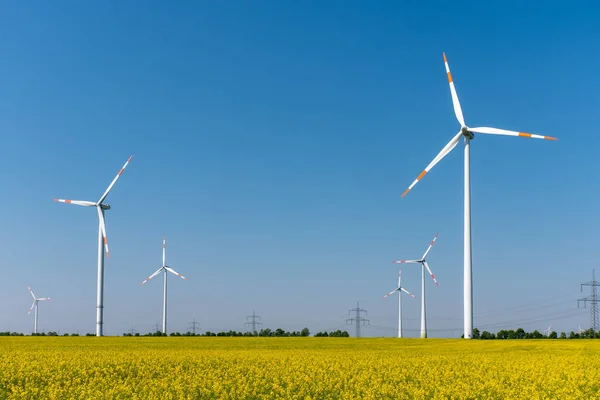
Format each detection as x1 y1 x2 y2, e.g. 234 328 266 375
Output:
1 337 599 399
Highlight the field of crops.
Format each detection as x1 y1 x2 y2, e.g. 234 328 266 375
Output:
1 337 600 399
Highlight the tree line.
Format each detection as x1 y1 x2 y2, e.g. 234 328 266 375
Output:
464 327 600 339
3 327 597 338
0 332 80 336
0 328 352 337
123 328 350 337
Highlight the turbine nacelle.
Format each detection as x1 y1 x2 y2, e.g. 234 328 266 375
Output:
461 126 474 139
99 203 111 210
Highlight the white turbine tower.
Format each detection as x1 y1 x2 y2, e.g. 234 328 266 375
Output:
27 286 51 334
400 53 556 339
141 236 188 335
382 269 416 338
393 233 439 338
54 156 133 337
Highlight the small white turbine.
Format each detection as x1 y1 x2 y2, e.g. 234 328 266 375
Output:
393 233 440 338
141 236 188 335
382 269 416 338
27 286 51 334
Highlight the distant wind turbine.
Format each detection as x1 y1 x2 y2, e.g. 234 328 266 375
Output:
393 233 439 338
544 324 552 337
54 156 133 336
400 53 556 339
382 269 416 338
27 286 51 334
141 236 188 334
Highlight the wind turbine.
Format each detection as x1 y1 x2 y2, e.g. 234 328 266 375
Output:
382 269 416 338
27 286 51 334
141 236 188 335
400 53 556 339
54 156 133 336
393 233 439 338
544 324 552 337
577 325 584 335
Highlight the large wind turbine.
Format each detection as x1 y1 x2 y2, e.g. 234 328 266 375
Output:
401 53 556 339
54 156 133 336
382 269 416 338
393 233 439 338
27 286 51 334
141 236 188 334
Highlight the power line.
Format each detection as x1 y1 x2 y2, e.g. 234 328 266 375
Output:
245 311 262 334
578 269 600 332
128 326 137 335
153 321 161 333
346 301 370 338
371 294 581 325
188 319 201 335
370 307 586 336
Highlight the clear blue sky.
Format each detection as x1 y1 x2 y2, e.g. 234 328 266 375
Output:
1 1 598 336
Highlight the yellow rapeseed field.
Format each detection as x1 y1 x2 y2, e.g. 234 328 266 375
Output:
1 337 599 399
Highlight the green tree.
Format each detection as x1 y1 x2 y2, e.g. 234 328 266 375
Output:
480 331 493 340
259 328 272 337
530 330 543 339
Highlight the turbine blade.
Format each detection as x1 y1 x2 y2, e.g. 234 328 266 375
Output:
383 288 400 298
401 131 462 198
401 288 416 298
162 236 166 267
97 155 133 204
141 267 164 285
28 286 36 299
423 261 439 286
421 233 439 259
398 270 402 287
165 266 187 280
96 206 110 258
28 300 35 315
443 52 465 127
37 297 51 301
53 199 96 207
393 260 421 264
470 127 557 141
